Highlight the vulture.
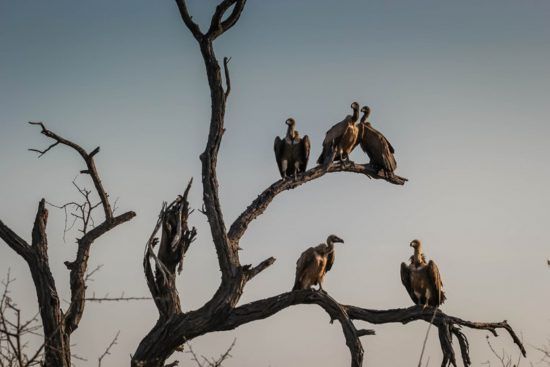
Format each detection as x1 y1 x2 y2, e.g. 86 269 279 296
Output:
400 239 446 308
274 118 311 179
356 106 397 177
316 102 361 166
292 234 344 291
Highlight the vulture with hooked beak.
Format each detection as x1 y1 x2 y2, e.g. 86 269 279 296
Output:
292 234 344 291
356 106 397 177
316 102 360 166
400 239 446 308
274 118 311 179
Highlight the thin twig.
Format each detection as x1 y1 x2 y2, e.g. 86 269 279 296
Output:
97 331 120 367
417 307 438 367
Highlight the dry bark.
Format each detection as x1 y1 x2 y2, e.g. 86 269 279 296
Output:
131 1 525 367
0 123 135 366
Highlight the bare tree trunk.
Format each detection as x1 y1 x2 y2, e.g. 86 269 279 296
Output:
0 123 135 366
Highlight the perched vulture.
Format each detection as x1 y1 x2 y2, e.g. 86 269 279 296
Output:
400 239 446 308
356 106 397 176
316 102 361 166
292 234 344 291
274 118 311 179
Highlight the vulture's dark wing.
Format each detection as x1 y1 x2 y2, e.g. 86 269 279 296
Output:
293 247 316 290
426 260 446 306
364 126 397 172
322 116 351 146
371 125 395 154
400 262 418 304
355 123 366 150
299 135 311 172
385 136 395 154
274 136 285 178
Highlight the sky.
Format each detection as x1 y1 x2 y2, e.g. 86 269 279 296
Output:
1 0 550 366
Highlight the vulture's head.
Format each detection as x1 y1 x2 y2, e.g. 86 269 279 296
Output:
285 118 296 127
350 101 360 111
361 106 371 116
410 239 422 250
327 234 344 245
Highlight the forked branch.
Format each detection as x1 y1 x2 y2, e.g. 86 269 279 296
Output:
1 123 135 366
28 121 113 221
143 180 197 318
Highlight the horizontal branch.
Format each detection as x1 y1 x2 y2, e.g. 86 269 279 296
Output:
85 296 151 303
217 290 365 367
215 290 524 367
228 162 408 243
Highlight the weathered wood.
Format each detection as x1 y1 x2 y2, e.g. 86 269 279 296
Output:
0 124 135 366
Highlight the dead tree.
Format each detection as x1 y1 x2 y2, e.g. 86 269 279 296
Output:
0 123 135 367
131 1 525 366
0 271 43 367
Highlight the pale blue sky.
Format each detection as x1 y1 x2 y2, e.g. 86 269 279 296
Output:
1 1 549 366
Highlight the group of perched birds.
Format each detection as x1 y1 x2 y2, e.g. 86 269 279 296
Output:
277 103 443 308
274 102 397 179
293 236 446 309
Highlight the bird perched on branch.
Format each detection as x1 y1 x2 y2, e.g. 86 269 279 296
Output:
400 239 446 309
274 118 311 179
316 102 360 166
293 234 344 291
356 106 397 177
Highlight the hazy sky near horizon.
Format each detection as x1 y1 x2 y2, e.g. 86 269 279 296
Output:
1 0 550 366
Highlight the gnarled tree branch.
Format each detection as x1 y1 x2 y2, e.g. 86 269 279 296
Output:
228 162 407 243
218 290 525 367
143 180 197 319
1 123 135 366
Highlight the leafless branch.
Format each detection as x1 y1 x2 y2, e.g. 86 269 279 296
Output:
143 180 197 319
228 161 407 244
223 57 231 100
97 331 119 367
0 272 44 367
531 340 550 365
85 293 151 303
1 123 135 366
186 338 236 367
84 265 104 283
28 121 113 221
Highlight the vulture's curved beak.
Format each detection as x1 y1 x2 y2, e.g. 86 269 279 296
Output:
334 236 344 244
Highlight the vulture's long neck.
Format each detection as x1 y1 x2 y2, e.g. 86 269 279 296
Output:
326 239 335 253
412 247 426 266
351 107 360 123
360 112 369 123
286 125 296 140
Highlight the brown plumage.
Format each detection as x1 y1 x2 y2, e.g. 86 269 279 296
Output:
316 102 360 166
274 118 311 179
356 106 397 176
400 239 446 308
292 234 344 291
